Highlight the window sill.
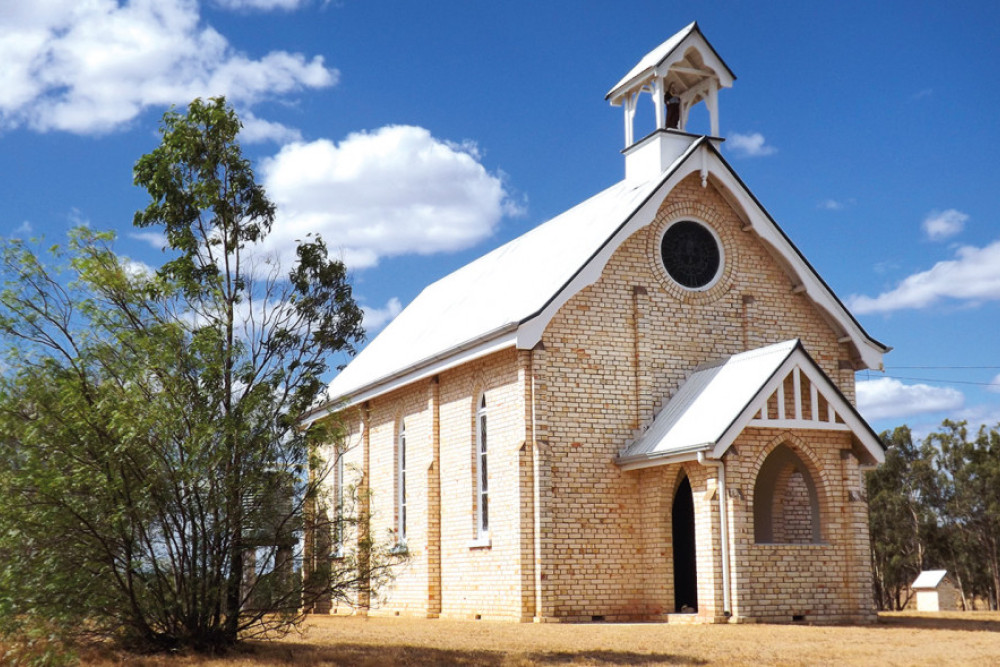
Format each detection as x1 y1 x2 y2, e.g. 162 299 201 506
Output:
467 535 491 550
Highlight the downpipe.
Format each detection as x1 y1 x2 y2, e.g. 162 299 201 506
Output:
698 451 732 618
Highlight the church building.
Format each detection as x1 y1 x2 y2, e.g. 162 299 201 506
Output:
302 22 887 624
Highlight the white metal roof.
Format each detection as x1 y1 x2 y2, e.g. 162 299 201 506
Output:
305 138 888 422
616 340 886 469
319 173 664 407
912 570 949 589
606 22 736 105
617 341 799 465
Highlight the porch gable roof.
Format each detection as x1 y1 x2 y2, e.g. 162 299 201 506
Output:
615 340 885 470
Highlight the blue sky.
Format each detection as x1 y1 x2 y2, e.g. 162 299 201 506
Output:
3 0 999 438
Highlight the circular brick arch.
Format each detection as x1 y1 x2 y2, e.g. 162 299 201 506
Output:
645 188 741 304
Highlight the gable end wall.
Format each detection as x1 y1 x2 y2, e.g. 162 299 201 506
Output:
532 173 865 620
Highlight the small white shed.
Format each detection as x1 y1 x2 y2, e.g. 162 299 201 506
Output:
911 570 959 612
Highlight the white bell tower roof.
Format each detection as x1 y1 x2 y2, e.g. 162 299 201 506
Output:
608 22 736 180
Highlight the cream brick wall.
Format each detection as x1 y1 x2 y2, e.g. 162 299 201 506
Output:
725 429 875 623
437 348 529 620
365 382 432 616
314 348 531 620
772 468 813 544
531 173 872 621
310 172 877 624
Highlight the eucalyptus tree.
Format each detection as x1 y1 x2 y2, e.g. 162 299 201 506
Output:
0 98 394 653
866 426 937 610
927 420 1000 609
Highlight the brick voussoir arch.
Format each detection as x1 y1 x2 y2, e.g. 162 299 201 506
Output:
749 431 833 542
646 187 741 304
751 432 833 492
669 463 698 499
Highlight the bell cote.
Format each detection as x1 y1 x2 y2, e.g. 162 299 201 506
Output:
607 22 735 180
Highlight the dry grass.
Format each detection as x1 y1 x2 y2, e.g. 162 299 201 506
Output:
79 612 1000 666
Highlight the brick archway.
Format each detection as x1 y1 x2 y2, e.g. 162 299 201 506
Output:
750 434 829 544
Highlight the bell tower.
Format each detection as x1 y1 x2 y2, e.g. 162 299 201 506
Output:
606 22 735 180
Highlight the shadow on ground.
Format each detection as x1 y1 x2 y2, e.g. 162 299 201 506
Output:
522 649 706 665
878 614 1000 633
230 641 707 666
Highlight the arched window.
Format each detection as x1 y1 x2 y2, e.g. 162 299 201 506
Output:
333 448 345 557
476 395 489 537
397 419 407 543
753 444 821 544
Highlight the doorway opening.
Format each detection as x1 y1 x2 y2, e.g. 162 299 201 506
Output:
672 475 698 613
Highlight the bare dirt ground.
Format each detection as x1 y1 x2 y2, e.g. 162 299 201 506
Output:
81 611 1000 666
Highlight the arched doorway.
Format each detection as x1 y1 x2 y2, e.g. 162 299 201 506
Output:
672 475 698 613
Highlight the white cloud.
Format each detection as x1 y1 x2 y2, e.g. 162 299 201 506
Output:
67 207 90 227
922 209 968 241
12 221 33 238
120 256 156 277
361 297 402 332
0 0 335 134
873 260 900 275
848 239 1000 314
445 138 482 160
128 230 168 249
904 404 1000 442
727 132 777 157
818 198 855 211
988 374 1000 394
907 403 1000 442
215 0 310 9
953 404 1000 427
239 111 302 144
260 125 524 270
857 377 964 421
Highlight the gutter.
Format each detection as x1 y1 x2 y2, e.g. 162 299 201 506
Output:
615 444 709 471
697 451 732 619
300 323 519 426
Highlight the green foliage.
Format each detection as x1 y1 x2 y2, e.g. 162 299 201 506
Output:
866 426 936 610
867 420 1000 610
0 98 395 654
926 420 1000 608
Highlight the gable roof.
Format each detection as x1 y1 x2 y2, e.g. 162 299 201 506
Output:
313 161 671 414
304 139 887 422
606 22 736 105
912 570 949 590
615 340 886 470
